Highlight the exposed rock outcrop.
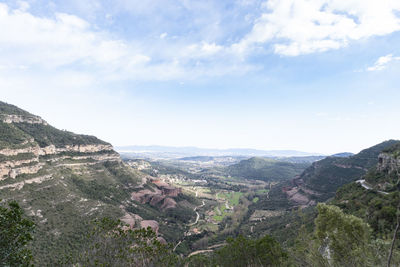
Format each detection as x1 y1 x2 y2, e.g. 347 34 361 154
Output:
1 114 47 125
161 197 177 210
0 143 119 180
0 158 41 179
140 220 159 234
131 178 181 210
377 153 400 174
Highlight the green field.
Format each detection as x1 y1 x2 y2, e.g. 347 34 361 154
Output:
220 192 243 206
256 189 269 194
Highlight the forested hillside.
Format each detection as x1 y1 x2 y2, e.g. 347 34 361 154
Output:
226 157 309 182
0 101 196 265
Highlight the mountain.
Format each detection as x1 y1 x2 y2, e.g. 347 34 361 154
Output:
282 140 400 206
270 155 326 163
116 145 322 159
226 157 310 182
331 152 354 158
0 101 195 265
332 142 400 237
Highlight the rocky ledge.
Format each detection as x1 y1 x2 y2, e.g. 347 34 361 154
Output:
1 114 47 125
0 143 119 180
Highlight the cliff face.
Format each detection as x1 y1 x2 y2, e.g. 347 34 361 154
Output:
0 141 119 180
365 150 400 192
0 101 196 265
0 101 147 265
0 101 120 181
1 114 47 125
377 153 400 174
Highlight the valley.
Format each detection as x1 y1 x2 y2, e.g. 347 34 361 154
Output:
124 157 310 255
0 101 399 266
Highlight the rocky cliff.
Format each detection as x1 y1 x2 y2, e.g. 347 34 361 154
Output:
0 101 120 182
0 101 196 265
377 152 400 174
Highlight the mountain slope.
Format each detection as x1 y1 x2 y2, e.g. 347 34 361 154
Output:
283 140 400 205
332 142 400 238
226 157 310 182
0 101 194 265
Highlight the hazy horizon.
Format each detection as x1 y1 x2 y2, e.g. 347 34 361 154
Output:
1 0 399 154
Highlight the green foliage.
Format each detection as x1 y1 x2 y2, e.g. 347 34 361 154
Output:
73 217 179 267
333 183 399 237
289 204 399 267
0 101 32 116
315 203 372 266
0 122 31 149
0 200 35 266
71 176 129 204
383 142 400 155
299 140 400 201
227 157 309 182
14 123 108 148
187 234 288 267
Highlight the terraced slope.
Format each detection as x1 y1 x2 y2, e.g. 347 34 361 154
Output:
0 101 194 265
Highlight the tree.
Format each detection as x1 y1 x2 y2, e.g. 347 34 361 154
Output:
75 217 179 267
208 235 287 267
387 201 400 267
315 203 372 267
0 200 35 266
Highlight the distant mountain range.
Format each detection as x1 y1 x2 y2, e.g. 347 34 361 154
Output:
116 145 324 159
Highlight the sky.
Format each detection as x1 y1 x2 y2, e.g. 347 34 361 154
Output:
0 0 400 154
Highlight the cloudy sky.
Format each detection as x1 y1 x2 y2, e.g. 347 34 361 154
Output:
1 0 400 154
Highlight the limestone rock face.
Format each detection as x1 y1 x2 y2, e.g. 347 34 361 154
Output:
377 153 400 174
0 143 119 180
2 114 47 125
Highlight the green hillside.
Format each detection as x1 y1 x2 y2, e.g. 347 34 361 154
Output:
329 142 400 262
0 101 196 265
226 157 309 182
299 140 400 201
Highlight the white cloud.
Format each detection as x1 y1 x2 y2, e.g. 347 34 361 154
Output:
235 0 400 56
367 54 400 71
160 32 168 39
0 4 147 70
0 3 253 82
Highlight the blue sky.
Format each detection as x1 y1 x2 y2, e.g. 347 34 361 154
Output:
0 0 400 154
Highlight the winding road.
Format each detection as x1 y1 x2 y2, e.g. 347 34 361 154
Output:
188 200 205 226
356 179 389 195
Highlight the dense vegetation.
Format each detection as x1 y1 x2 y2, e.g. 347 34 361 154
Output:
187 234 288 266
299 140 400 201
0 122 31 149
70 218 179 267
226 157 309 182
0 200 35 266
14 123 108 148
0 101 32 117
333 183 399 237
